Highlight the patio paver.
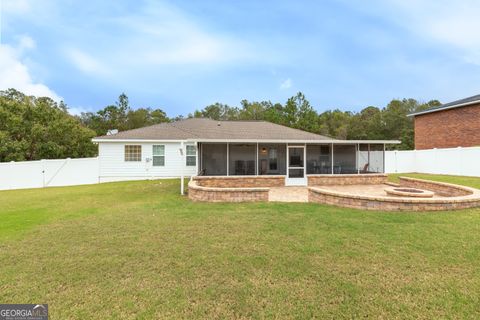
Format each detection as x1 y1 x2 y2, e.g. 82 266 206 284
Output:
268 187 308 202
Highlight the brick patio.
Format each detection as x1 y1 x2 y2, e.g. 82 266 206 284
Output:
268 187 308 202
188 175 480 211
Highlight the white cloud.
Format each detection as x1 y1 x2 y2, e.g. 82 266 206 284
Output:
280 78 292 90
1 0 31 14
65 48 109 76
0 38 61 101
67 105 90 116
121 3 251 65
17 35 36 51
62 1 254 74
378 0 480 64
1 0 57 23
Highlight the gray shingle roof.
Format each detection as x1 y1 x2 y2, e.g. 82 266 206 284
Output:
93 118 333 141
409 94 480 117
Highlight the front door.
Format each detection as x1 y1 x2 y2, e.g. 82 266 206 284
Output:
286 146 307 186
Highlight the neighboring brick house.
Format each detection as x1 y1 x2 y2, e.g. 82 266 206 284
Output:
409 94 480 150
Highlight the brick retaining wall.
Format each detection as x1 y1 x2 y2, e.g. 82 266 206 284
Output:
188 180 269 202
399 177 472 197
307 174 388 186
308 188 480 211
189 175 480 211
309 176 480 211
193 175 285 188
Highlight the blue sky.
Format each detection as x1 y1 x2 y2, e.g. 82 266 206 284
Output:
1 0 480 116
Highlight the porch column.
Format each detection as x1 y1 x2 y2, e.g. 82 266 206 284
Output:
304 143 307 177
331 143 334 174
196 142 200 175
383 143 386 173
226 143 229 176
256 142 259 176
286 143 288 177
356 143 360 174
368 143 372 170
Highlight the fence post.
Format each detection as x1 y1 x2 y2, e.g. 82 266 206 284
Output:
41 159 46 188
457 146 462 176
394 150 397 173
97 156 100 184
9 161 15 190
413 149 417 173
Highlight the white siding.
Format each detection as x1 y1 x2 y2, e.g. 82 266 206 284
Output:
98 142 197 182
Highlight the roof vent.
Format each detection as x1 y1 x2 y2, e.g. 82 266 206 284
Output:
107 129 118 135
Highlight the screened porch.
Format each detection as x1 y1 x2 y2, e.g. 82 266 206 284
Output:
197 142 385 177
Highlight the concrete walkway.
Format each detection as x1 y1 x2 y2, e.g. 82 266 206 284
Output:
268 187 308 202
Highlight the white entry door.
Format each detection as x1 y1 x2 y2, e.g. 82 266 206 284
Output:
286 146 307 186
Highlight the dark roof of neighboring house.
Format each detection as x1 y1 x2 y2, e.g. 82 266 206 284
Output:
92 118 334 141
408 94 480 117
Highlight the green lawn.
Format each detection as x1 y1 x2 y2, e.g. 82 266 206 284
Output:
0 173 479 319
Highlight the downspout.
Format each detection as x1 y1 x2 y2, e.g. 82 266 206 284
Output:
180 141 185 195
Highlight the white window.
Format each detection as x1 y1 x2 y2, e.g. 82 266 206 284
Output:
125 145 141 162
186 145 196 166
152 145 165 166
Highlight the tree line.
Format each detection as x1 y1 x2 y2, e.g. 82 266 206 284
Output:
0 89 97 162
0 89 441 162
190 92 440 150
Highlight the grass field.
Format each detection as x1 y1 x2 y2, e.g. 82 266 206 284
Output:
0 173 479 319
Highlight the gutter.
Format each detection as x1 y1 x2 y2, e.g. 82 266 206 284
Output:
408 99 480 117
92 138 401 144
92 138 189 143
185 139 401 144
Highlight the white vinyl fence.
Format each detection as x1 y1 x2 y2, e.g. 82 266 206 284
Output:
1 146 479 191
385 146 480 177
0 157 99 190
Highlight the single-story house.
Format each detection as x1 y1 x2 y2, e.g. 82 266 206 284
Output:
92 118 399 186
409 94 480 150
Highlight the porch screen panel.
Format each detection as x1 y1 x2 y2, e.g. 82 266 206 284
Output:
333 145 357 174
201 143 227 176
357 144 369 173
368 144 384 173
229 144 256 175
306 144 331 174
258 144 286 175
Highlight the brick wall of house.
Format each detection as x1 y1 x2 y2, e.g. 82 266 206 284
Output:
414 104 480 150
